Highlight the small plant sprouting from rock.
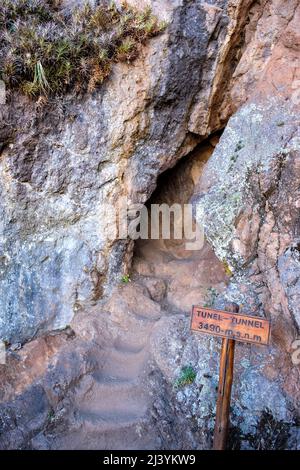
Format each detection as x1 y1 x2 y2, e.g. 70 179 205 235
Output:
222 260 233 277
0 0 167 98
121 274 131 283
235 140 244 152
228 139 244 171
47 408 55 423
203 287 218 307
174 365 197 388
245 408 291 450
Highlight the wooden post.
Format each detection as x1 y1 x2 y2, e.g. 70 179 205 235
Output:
213 302 239 450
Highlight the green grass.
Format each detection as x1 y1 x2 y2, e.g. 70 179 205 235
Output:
174 366 197 388
0 0 166 98
121 274 131 283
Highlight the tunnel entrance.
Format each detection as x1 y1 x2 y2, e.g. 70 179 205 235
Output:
132 132 229 313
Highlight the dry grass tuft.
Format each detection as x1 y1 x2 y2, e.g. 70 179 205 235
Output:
0 0 167 98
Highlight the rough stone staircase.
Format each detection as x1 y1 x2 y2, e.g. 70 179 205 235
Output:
39 178 228 450
50 292 161 450
44 230 227 450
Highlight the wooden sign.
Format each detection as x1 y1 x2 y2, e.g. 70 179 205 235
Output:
191 306 271 346
190 302 271 450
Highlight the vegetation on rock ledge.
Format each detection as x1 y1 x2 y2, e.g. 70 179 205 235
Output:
174 366 197 388
0 0 166 98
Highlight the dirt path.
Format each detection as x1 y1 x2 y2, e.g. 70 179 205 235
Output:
39 142 228 450
46 231 226 449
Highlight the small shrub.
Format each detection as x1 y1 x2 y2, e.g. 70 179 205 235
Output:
0 0 166 98
174 365 197 388
245 408 291 450
47 409 55 423
116 37 137 62
222 260 233 277
121 274 130 283
203 286 218 307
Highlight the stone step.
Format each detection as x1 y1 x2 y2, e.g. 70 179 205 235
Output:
97 346 148 381
78 378 149 415
55 413 156 450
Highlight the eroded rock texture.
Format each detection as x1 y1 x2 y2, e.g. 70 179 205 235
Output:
0 0 300 450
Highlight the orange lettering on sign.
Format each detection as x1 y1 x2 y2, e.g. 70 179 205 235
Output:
190 306 271 346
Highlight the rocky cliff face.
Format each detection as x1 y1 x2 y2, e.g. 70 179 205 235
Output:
0 0 299 450
0 0 237 344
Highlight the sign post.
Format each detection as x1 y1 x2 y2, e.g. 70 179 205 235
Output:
190 302 271 450
213 303 238 450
